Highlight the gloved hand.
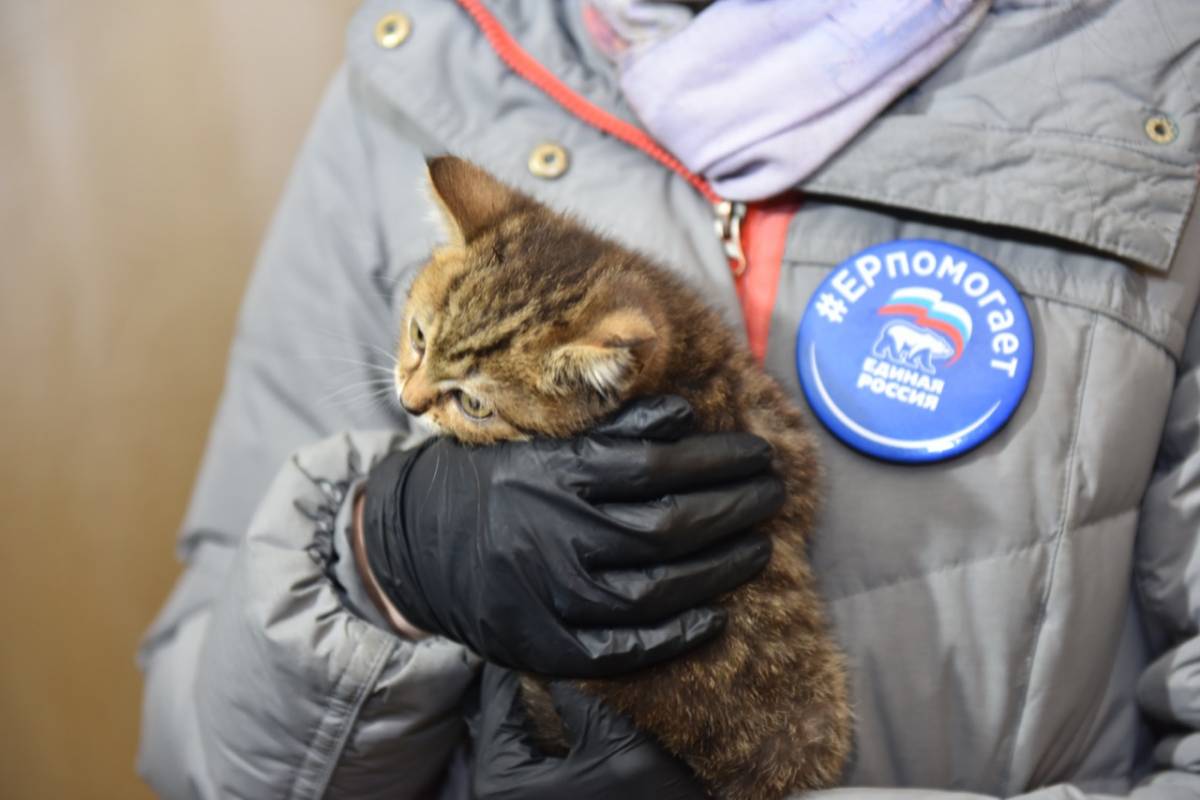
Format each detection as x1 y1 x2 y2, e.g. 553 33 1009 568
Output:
469 663 708 800
361 395 782 677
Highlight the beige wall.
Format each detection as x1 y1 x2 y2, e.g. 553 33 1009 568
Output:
0 1 360 795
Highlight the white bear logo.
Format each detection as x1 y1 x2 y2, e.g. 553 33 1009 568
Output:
872 321 954 374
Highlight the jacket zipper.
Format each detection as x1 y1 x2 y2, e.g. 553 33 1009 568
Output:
714 200 749 276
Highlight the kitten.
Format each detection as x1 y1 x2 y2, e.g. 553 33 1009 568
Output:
396 156 851 800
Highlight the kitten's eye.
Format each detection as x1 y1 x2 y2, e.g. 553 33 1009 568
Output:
456 391 493 420
409 318 426 353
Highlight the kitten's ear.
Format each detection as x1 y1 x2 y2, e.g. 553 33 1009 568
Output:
427 156 526 244
543 309 658 400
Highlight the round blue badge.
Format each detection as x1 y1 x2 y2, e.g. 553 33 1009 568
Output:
796 239 1033 463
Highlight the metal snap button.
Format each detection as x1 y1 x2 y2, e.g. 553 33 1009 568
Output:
528 143 569 179
375 13 412 49
1144 115 1177 145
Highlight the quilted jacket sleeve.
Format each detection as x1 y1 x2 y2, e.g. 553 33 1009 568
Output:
1128 282 1200 799
135 66 478 799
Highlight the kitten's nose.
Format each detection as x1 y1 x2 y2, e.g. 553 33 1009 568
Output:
400 396 429 415
399 374 437 416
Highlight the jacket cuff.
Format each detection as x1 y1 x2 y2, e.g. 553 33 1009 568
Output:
331 477 393 631
193 430 478 799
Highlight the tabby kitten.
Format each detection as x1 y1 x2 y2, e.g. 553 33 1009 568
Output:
396 156 851 800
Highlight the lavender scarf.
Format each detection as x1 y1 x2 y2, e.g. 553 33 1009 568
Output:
587 0 992 200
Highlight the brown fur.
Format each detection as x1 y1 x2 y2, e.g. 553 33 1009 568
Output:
397 157 852 799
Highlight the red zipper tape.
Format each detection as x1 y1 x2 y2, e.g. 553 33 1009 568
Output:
454 0 720 204
454 0 801 364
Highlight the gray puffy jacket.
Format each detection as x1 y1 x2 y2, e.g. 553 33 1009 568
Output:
137 1 1200 797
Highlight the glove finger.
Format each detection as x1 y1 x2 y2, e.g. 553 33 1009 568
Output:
475 664 538 755
546 682 709 800
546 680 640 751
589 396 694 441
560 533 771 626
586 474 784 565
575 432 775 503
556 606 728 677
472 665 572 799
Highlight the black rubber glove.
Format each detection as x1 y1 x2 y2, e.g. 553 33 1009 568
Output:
469 663 708 800
362 396 782 677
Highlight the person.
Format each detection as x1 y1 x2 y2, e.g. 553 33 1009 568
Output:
137 1 1200 798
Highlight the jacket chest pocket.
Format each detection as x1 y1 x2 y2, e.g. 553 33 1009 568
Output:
762 199 1184 595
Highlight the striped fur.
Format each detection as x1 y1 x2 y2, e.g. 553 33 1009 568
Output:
395 157 852 799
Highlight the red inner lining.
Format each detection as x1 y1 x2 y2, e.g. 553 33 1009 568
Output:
738 197 803 362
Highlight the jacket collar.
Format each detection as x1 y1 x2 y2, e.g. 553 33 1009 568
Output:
352 0 1199 273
